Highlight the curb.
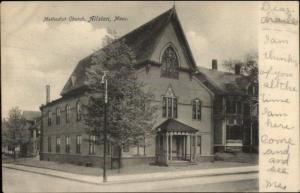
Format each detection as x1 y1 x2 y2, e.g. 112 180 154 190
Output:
3 165 100 185
3 164 259 185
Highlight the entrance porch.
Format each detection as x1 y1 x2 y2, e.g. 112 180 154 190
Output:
155 119 198 165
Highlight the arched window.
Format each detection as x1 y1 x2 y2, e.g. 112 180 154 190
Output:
192 99 201 120
76 101 81 121
162 86 177 118
56 107 61 125
66 105 70 123
161 46 179 79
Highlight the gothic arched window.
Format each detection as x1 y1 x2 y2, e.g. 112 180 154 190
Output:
161 46 179 78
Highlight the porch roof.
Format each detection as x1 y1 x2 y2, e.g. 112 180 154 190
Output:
156 119 198 133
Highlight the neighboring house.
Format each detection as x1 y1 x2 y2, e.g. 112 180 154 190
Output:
22 111 41 157
2 111 41 157
196 63 258 153
40 7 258 167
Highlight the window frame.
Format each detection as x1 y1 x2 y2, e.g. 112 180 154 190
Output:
66 105 70 123
89 135 96 155
56 107 61 125
76 101 81 121
162 96 177 118
65 136 70 153
47 111 52 126
160 45 179 79
56 137 61 153
192 99 202 120
76 135 81 154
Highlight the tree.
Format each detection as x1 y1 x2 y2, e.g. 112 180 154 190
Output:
83 33 158 169
223 52 259 153
4 107 28 160
223 52 258 83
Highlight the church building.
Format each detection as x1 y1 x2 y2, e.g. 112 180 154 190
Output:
40 7 258 167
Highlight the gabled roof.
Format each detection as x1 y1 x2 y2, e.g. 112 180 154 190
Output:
195 67 251 96
61 7 197 96
156 119 198 133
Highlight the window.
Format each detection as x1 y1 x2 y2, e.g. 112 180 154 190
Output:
76 101 81 121
197 136 201 154
247 84 258 96
226 100 242 114
162 98 167 117
76 135 81 154
48 137 51 152
89 135 96 155
192 99 202 120
173 98 177 118
65 136 70 153
66 105 70 123
56 137 60 153
56 108 61 125
162 97 177 118
48 111 52 126
161 46 179 79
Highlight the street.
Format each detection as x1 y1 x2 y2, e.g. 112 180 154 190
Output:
2 167 258 192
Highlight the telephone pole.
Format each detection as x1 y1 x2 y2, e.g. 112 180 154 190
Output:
101 71 108 182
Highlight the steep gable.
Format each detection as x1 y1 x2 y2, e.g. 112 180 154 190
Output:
60 7 197 96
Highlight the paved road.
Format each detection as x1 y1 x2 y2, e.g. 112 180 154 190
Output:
2 167 258 192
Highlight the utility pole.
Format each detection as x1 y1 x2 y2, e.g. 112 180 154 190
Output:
101 71 108 183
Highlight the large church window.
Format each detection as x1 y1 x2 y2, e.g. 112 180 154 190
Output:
161 46 179 79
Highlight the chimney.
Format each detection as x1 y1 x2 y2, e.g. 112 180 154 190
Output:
46 85 50 104
212 59 218 70
235 64 241 75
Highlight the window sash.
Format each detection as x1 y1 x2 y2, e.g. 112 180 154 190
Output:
197 101 201 120
56 109 60 125
56 137 60 153
162 97 167 117
89 135 96 155
173 98 177 118
48 112 52 126
66 105 70 123
163 97 177 118
76 135 81 153
192 100 201 120
76 102 81 121
65 136 70 153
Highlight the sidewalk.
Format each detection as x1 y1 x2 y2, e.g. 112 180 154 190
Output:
2 162 259 184
6 158 257 176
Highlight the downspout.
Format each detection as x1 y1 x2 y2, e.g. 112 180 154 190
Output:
210 93 215 162
39 107 43 160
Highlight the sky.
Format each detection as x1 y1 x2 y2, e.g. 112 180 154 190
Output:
1 1 259 118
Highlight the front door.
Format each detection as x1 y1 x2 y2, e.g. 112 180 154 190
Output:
172 136 185 160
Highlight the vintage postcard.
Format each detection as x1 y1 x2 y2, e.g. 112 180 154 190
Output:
1 1 299 192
